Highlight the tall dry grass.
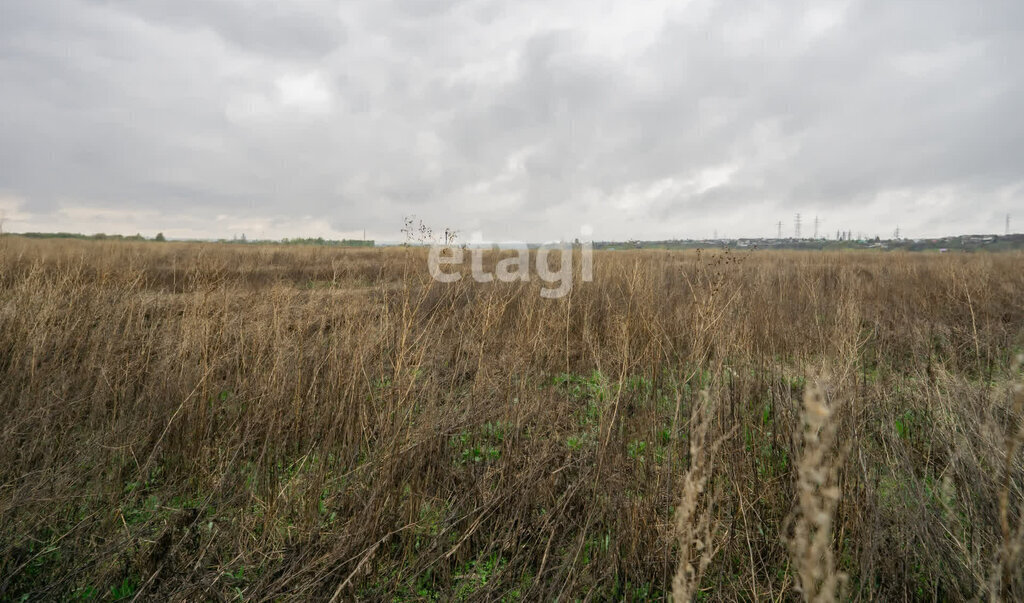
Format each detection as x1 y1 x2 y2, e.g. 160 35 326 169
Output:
0 237 1022 600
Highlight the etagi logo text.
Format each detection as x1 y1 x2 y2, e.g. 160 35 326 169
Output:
427 237 593 299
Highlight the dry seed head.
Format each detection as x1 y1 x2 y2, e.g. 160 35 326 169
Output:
808 398 830 419
790 374 845 602
941 476 955 503
808 468 827 486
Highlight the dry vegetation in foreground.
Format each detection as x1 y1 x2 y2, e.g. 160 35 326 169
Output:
1 238 1023 601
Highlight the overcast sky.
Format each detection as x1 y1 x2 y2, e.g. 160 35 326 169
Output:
1 0 1021 242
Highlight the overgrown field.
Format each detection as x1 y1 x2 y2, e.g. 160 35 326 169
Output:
1 239 1022 601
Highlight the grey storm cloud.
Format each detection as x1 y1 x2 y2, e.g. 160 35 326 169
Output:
92 0 349 60
0 0 1021 241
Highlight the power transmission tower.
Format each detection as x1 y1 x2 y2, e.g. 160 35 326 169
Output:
813 215 820 239
894 225 900 240
776 221 782 239
794 213 802 239
1007 214 1011 236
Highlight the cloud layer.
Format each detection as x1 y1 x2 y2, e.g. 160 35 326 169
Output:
1 0 1021 241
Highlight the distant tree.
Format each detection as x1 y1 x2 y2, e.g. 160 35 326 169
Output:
154 232 166 242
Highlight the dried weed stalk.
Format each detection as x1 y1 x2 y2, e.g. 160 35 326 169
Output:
673 391 730 602
789 376 846 603
994 353 1024 601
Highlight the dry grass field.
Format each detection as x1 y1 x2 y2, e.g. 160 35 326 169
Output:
1 238 1023 601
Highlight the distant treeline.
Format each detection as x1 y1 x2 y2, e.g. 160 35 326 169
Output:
594 233 1024 252
15 232 157 241
7 232 375 247
278 237 374 247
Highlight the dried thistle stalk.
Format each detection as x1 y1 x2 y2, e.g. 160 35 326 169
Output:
789 375 846 603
